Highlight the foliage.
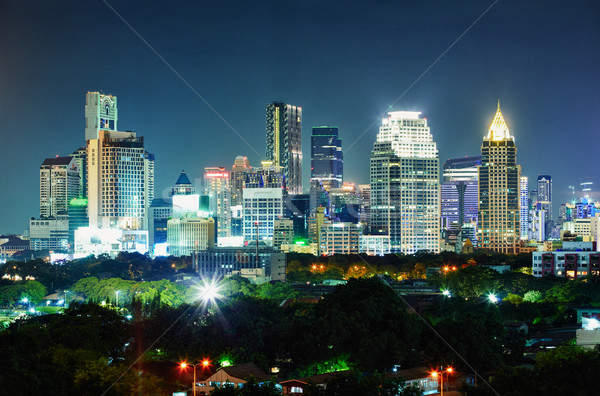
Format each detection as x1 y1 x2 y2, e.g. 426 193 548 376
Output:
0 280 47 306
294 278 421 371
303 371 423 396
210 378 281 396
523 290 543 302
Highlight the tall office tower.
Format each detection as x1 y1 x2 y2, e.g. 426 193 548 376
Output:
242 187 285 245
537 175 552 237
69 147 87 198
309 179 330 215
311 126 343 190
440 156 481 245
87 130 154 230
329 182 360 223
478 103 521 253
273 219 294 250
369 111 440 254
520 177 529 240
204 167 231 238
358 184 370 227
68 198 89 248
230 156 252 206
266 102 302 194
40 157 80 218
85 92 118 141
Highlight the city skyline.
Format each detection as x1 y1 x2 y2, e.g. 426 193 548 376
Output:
1 0 599 234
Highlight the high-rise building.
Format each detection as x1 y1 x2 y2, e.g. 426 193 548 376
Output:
242 188 285 244
478 103 521 253
311 126 343 190
369 111 440 254
29 216 69 251
85 92 118 141
266 102 302 194
537 175 552 237
40 157 80 218
320 223 360 255
520 177 529 240
68 197 89 249
87 130 154 230
440 156 481 245
204 167 231 238
273 219 294 250
69 147 87 199
230 156 252 206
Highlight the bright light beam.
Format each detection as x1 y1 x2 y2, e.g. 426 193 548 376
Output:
197 278 224 307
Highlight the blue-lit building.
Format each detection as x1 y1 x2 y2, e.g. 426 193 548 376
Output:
310 126 343 190
440 156 481 246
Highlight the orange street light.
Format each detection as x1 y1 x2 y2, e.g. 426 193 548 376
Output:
180 359 211 396
431 367 453 396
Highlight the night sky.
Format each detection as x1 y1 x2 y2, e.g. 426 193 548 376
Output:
0 0 598 234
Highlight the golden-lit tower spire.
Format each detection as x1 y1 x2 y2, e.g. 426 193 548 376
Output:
486 100 512 141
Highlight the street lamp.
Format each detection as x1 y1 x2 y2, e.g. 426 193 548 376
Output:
431 367 453 396
180 359 210 396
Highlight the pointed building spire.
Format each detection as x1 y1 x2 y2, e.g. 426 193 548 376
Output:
487 100 512 141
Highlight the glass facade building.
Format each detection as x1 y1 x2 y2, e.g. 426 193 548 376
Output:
266 102 302 194
440 156 481 246
310 126 343 190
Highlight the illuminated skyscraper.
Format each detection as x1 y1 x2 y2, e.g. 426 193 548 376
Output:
230 156 252 206
537 175 552 237
204 167 231 238
266 102 302 194
478 103 521 253
85 92 118 141
39 157 80 218
311 126 343 190
440 156 481 245
369 111 439 254
87 130 154 230
520 176 529 240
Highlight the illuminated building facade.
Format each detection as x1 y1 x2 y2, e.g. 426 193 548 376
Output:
85 92 118 141
244 161 285 189
167 217 215 256
311 126 343 190
369 111 440 254
242 187 285 245
87 130 154 230
273 219 294 250
69 147 87 199
537 175 552 237
204 167 231 238
230 156 252 206
478 103 521 253
266 102 302 194
68 198 89 248
440 156 481 246
39 157 80 218
520 176 529 240
532 242 599 278
29 216 69 251
320 222 360 255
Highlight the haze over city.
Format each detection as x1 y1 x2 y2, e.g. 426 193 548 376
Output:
1 0 598 234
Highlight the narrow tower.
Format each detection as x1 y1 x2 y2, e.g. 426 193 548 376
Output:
478 102 521 253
